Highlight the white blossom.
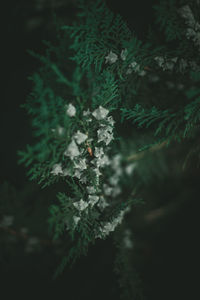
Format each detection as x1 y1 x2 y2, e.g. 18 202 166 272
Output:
92 106 109 120
125 162 137 175
97 196 109 210
138 70 146 76
66 103 76 117
0 215 14 227
178 5 196 27
88 195 99 207
79 175 88 184
105 50 118 64
178 5 200 48
109 174 119 186
97 126 114 145
103 184 113 196
107 116 115 126
93 154 110 168
64 140 80 159
83 109 91 116
111 154 122 176
154 56 165 68
94 147 104 158
62 168 72 177
93 167 102 177
98 210 126 238
51 163 63 175
154 56 177 71
120 48 128 61
73 216 81 226
87 186 96 194
73 199 88 211
58 126 65 136
74 130 88 145
74 158 87 171
73 169 82 179
112 186 121 197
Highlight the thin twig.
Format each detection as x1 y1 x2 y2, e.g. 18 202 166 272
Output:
127 139 168 161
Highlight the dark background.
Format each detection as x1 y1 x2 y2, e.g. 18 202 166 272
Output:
1 1 199 299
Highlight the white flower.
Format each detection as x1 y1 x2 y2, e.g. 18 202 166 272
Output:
88 195 99 207
57 126 65 136
178 5 195 27
74 158 87 171
112 186 121 197
87 186 96 194
66 103 76 117
64 140 80 159
97 196 109 210
93 154 110 168
97 126 114 145
124 236 133 249
105 50 118 64
94 147 104 158
74 130 88 145
73 216 81 226
62 168 72 176
125 162 137 175
73 199 88 211
83 109 91 116
92 106 109 120
73 169 82 179
111 154 122 170
154 56 165 68
103 184 113 196
93 167 102 177
0 215 14 227
79 175 88 184
120 48 128 61
51 163 63 175
109 174 119 186
107 116 115 126
138 70 146 76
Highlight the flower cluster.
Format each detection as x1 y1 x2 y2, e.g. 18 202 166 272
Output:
50 103 137 237
105 49 146 76
154 56 178 71
96 207 130 238
178 5 200 49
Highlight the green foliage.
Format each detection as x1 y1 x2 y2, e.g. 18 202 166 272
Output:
62 0 132 73
16 0 200 297
153 0 183 41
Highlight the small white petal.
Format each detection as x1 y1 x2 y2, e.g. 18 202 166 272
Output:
105 51 118 64
83 109 91 116
74 158 87 171
73 199 88 211
120 48 128 61
87 186 96 194
125 163 137 175
64 140 80 159
88 195 99 207
74 130 88 145
51 163 63 175
66 103 76 117
92 106 109 120
73 216 81 226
